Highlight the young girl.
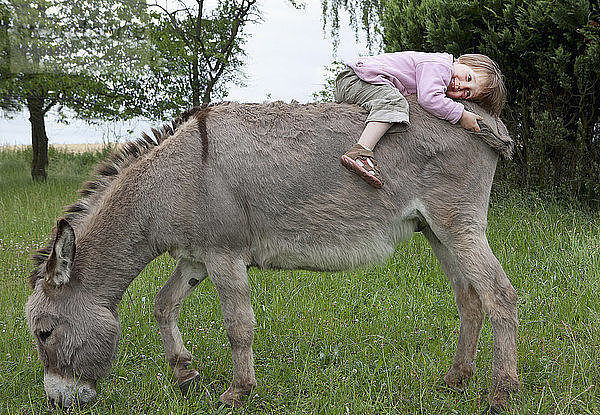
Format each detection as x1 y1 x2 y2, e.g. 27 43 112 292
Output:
336 51 506 188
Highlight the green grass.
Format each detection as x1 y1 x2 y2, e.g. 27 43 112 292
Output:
1 149 598 414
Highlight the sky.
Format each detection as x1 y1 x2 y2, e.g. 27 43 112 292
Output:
0 0 371 146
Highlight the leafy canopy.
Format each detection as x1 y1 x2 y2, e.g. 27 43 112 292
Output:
0 0 151 120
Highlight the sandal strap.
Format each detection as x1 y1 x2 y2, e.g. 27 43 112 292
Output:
357 156 381 177
344 145 381 176
344 143 375 159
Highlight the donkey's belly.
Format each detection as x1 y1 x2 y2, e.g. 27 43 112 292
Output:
249 216 419 271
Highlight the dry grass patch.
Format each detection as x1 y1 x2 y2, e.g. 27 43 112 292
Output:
1 143 122 153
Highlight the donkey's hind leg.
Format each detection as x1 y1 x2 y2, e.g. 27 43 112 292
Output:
432 227 519 411
422 227 485 389
459 238 519 412
154 259 207 394
206 253 256 408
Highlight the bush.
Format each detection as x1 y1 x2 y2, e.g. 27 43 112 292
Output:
381 0 600 206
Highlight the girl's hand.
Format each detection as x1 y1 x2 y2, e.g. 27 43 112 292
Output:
460 110 482 132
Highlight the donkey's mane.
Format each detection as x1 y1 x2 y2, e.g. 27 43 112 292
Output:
28 106 209 288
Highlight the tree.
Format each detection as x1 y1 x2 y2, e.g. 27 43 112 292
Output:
312 61 345 102
144 0 260 117
0 3 18 112
2 0 297 181
321 0 600 205
320 0 383 52
0 0 150 181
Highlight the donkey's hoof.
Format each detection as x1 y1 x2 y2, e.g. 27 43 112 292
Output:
218 394 243 408
443 366 474 391
218 384 254 408
487 377 518 413
483 403 504 414
179 375 202 396
218 392 245 408
486 393 510 414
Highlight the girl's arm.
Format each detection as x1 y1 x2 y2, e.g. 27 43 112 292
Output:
415 63 464 124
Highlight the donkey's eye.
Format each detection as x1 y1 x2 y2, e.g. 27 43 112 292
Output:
468 74 472 82
38 329 53 342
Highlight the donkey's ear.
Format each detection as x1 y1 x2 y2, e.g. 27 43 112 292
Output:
45 219 76 287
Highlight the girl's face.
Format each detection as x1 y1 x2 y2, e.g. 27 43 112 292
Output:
447 63 481 100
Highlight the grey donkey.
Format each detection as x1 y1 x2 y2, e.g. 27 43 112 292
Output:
26 96 518 412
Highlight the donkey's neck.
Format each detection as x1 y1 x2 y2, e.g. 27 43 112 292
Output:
72 185 160 307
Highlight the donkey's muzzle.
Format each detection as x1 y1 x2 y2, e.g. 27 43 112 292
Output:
44 372 96 409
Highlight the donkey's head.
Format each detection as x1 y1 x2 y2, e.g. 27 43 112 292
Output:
25 219 121 409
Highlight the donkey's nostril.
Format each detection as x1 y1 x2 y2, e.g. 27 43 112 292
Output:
39 330 52 342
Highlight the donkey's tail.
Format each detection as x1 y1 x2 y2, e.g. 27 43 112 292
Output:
474 116 515 160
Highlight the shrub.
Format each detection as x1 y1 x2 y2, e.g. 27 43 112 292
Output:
381 0 600 206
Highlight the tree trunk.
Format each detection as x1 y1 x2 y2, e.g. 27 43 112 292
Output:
191 57 200 106
202 84 212 105
27 96 48 182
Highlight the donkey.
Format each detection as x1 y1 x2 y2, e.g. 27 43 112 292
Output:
25 96 518 412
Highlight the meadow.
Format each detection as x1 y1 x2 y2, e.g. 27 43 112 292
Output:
1 147 598 414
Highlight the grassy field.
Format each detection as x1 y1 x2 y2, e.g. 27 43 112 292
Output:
1 147 599 414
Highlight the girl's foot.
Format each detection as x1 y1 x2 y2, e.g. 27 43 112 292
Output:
340 144 384 188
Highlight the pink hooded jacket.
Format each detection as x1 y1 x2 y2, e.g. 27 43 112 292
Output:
347 51 464 124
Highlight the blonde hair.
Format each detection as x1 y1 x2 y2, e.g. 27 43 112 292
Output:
457 54 506 116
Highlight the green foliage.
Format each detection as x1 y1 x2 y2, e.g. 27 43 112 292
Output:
1 149 599 413
0 0 151 120
381 0 600 206
0 0 153 180
312 61 346 102
0 0 266 120
0 0 264 180
321 0 384 51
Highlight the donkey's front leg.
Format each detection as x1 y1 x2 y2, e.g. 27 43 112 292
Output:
206 254 256 407
154 260 207 394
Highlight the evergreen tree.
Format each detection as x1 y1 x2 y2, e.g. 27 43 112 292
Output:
321 0 600 205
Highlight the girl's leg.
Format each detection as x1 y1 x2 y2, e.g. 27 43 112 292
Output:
335 69 408 188
357 121 393 150
340 121 393 189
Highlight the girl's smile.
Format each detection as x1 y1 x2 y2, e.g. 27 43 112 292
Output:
447 63 481 100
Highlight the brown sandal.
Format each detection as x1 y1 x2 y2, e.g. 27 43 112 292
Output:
340 144 384 188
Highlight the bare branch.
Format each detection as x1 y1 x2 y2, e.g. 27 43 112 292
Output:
147 1 191 47
42 97 58 114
